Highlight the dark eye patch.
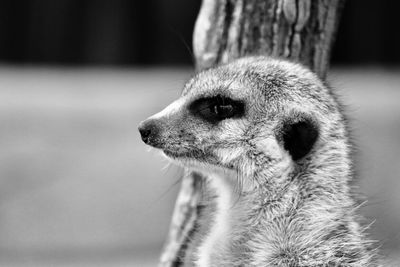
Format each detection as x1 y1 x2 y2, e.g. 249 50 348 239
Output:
188 95 245 124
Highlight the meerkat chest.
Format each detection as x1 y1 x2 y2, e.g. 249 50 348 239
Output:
195 173 236 267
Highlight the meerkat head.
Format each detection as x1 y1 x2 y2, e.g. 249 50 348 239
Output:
139 57 345 190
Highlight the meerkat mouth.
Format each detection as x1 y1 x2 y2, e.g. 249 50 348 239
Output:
163 149 207 160
162 150 184 158
163 149 237 174
162 149 208 170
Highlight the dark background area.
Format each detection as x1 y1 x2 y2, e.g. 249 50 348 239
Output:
0 0 398 66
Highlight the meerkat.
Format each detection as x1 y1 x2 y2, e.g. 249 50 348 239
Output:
138 56 380 266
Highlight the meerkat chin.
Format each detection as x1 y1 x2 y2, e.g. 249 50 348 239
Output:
139 57 380 267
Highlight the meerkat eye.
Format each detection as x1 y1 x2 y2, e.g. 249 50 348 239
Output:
189 95 245 124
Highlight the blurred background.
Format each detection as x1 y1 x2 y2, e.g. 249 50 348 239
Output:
0 0 399 266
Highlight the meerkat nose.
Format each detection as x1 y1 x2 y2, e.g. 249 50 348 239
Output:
138 126 151 144
138 120 160 147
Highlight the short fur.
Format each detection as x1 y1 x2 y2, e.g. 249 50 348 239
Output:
139 57 380 266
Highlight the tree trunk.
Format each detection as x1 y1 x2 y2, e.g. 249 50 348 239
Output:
159 0 345 265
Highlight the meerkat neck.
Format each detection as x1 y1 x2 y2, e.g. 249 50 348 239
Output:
195 172 237 267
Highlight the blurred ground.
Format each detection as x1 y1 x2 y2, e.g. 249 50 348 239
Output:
0 66 399 266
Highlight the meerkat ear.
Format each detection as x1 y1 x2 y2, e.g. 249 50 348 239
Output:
280 116 319 161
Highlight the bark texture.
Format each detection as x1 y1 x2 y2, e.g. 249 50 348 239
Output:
159 0 344 266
